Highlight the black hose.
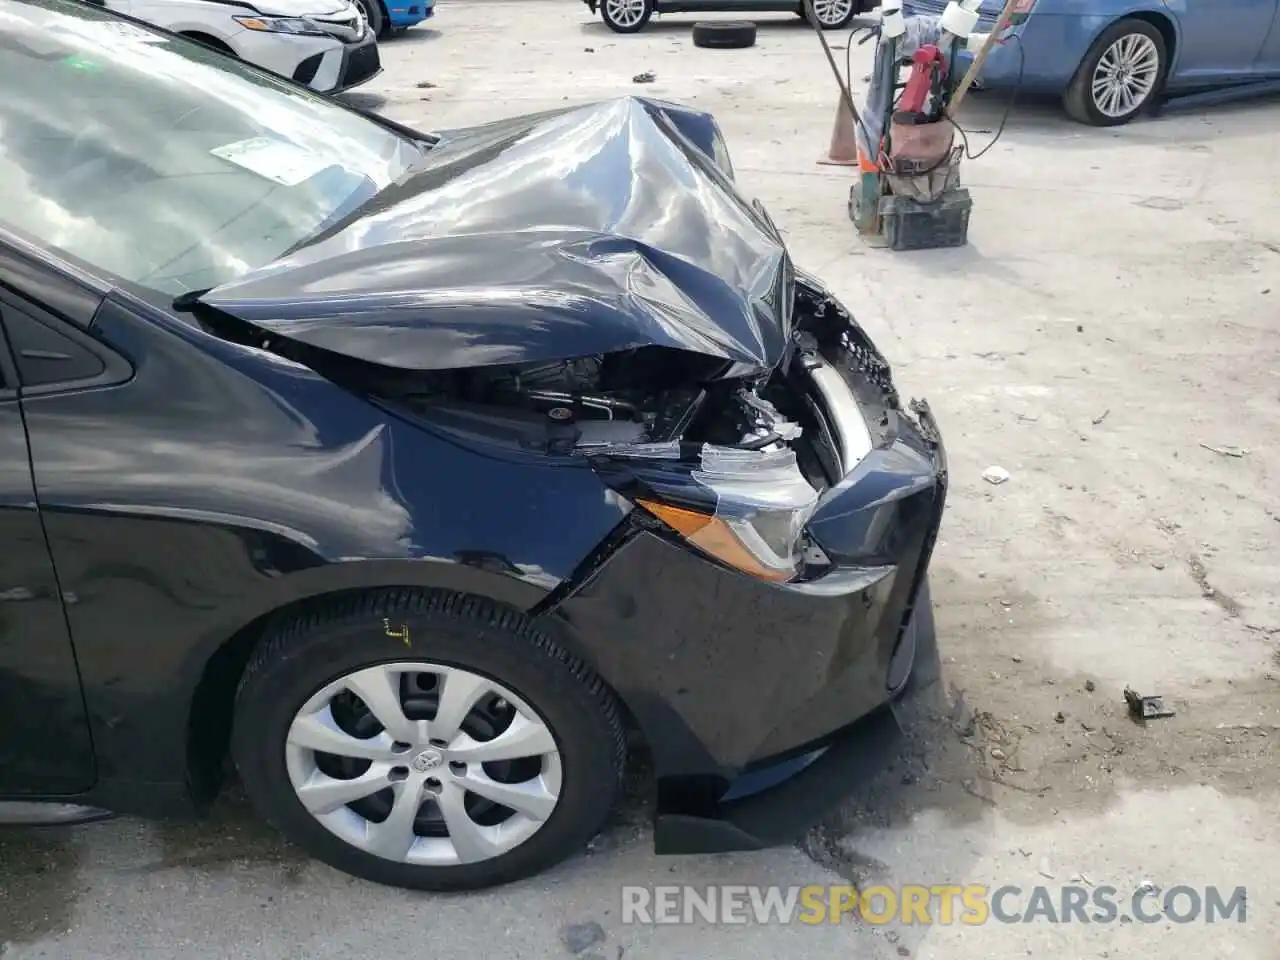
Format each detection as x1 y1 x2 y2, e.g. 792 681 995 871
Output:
803 0 876 150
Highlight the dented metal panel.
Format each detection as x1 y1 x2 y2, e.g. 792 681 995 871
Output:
199 97 794 373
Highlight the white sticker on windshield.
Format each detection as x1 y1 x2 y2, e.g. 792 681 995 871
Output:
210 137 331 187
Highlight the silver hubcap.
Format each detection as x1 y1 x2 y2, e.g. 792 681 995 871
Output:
605 0 646 26
812 0 853 25
1092 33 1159 118
285 662 563 866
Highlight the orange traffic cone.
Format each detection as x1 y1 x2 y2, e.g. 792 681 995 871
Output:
818 95 860 167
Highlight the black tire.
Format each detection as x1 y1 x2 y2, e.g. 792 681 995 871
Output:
231 590 626 891
356 0 387 39
801 0 860 30
599 0 653 33
692 20 757 49
1063 18 1167 127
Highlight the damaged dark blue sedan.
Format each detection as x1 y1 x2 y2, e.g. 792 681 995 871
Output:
0 0 946 890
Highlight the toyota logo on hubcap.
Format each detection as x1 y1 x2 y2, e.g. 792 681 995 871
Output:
410 749 443 773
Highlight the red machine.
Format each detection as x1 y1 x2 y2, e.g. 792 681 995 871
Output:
899 43 948 118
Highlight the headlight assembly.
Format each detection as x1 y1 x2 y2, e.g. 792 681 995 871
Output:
233 15 327 36
635 445 819 583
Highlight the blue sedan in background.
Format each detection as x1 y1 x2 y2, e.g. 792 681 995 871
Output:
903 0 1280 125
355 0 433 37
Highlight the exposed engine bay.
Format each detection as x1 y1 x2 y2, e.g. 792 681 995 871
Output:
199 274 894 505
408 353 805 458
358 279 893 504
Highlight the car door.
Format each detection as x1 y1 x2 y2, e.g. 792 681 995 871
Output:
1165 0 1274 81
0 274 98 796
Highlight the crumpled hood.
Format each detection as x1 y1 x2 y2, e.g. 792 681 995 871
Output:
199 97 794 373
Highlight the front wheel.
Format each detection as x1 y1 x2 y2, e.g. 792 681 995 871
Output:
231 591 627 891
1064 19 1166 126
803 0 859 30
355 0 387 38
600 0 652 33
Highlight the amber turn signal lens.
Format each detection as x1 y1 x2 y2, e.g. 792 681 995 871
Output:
636 498 792 583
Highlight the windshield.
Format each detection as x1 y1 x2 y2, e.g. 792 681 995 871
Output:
0 0 422 296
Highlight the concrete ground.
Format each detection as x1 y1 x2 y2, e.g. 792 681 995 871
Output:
4 2 1280 957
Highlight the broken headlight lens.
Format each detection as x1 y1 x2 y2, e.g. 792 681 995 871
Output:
637 445 819 583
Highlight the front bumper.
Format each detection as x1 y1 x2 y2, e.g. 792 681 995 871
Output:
230 28 342 89
318 33 381 92
387 1 433 27
229 28 379 93
541 282 947 854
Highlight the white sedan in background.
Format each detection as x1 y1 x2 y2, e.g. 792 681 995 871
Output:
85 0 381 93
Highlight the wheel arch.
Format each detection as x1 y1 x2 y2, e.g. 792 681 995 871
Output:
182 563 556 805
1063 6 1178 116
1073 7 1179 83
175 29 238 54
365 0 392 34
1125 7 1178 75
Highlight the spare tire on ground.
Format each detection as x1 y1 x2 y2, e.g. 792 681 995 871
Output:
691 21 757 49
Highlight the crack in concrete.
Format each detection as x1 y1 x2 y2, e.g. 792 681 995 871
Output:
1188 554 1243 618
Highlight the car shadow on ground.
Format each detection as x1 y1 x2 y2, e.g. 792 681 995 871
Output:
0 825 83 950
953 87 1280 150
577 14 877 36
384 26 442 44
339 90 390 111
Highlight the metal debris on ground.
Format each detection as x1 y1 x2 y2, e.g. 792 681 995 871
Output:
1092 409 1110 425
561 921 607 955
982 465 1010 485
1199 443 1249 457
415 80 437 89
632 71 656 84
1124 686 1176 723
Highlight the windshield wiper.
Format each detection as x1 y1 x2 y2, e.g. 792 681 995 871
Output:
172 287 212 312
